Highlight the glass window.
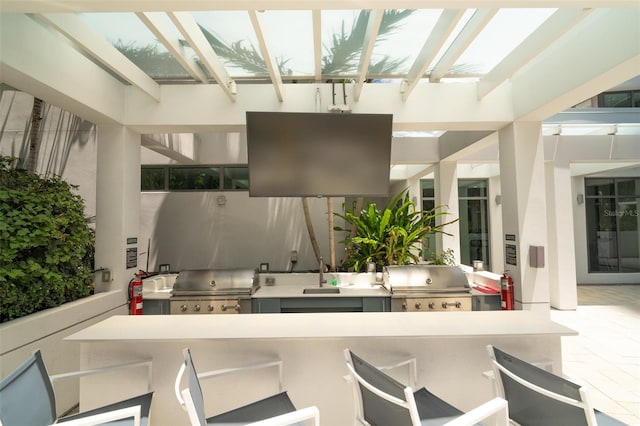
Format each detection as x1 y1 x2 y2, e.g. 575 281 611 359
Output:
586 178 640 273
223 167 249 190
80 13 191 81
141 167 166 191
585 178 614 196
169 167 220 190
421 179 436 259
600 91 632 107
458 179 490 267
634 91 640 107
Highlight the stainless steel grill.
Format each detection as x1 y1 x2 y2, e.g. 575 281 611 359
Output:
385 265 472 312
170 269 258 314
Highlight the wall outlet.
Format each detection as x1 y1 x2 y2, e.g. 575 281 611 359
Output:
290 250 298 262
101 270 111 282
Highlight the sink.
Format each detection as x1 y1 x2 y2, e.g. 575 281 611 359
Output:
303 287 340 294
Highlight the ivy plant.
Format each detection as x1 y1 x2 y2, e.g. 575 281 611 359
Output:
334 189 458 272
0 156 94 323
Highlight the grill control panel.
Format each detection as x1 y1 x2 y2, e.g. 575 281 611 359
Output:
392 296 471 312
170 298 250 314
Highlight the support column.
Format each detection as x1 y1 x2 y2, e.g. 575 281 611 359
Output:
95 125 141 295
545 160 578 310
498 122 550 313
435 161 461 264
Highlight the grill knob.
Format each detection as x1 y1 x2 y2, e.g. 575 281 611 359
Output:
180 304 187 312
414 302 422 310
442 301 448 309
428 302 435 309
194 304 201 312
455 301 462 309
208 305 214 312
402 302 408 311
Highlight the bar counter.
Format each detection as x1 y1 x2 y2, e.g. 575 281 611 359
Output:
67 311 576 425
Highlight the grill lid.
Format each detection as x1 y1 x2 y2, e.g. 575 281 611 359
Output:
385 265 470 294
171 269 258 297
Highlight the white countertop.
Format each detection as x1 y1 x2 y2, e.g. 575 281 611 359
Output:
66 311 576 342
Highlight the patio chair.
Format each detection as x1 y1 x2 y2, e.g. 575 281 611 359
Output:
344 349 509 426
486 345 628 426
0 349 153 426
175 348 319 426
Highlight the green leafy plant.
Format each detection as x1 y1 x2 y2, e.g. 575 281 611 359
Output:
334 189 458 272
0 156 94 323
426 248 457 266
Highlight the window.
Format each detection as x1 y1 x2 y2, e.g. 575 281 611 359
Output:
420 180 436 260
141 167 165 191
141 165 249 192
458 179 490 267
585 178 640 273
598 90 640 108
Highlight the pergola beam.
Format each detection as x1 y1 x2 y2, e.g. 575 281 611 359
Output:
168 11 236 101
248 10 285 102
136 12 209 83
353 9 383 102
429 8 497 82
37 13 161 102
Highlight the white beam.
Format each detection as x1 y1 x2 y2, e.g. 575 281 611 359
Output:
512 8 640 121
122 81 514 134
477 8 592 100
403 9 465 101
136 12 209 83
3 1 639 13
353 9 383 102
248 10 285 102
0 13 125 125
313 9 322 82
37 13 161 102
168 11 236 101
429 8 497 82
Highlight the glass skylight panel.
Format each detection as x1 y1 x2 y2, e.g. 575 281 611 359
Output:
451 8 556 75
79 13 191 80
192 11 266 77
321 10 366 76
260 11 314 77
370 9 443 75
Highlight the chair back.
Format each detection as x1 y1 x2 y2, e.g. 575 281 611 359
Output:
487 345 595 426
345 350 419 426
178 348 207 426
0 350 57 426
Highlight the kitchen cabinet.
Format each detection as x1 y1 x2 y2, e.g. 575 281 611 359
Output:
252 297 390 313
472 294 501 311
143 299 170 315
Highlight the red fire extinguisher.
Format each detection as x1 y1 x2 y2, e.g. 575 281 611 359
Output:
500 271 514 311
128 271 144 315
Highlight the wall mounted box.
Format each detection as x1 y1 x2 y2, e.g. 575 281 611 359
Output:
529 246 545 268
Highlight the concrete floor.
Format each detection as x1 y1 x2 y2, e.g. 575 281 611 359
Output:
550 285 640 425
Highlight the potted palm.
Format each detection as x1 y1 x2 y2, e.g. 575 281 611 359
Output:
334 189 458 272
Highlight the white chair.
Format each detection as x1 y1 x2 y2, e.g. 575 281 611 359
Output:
175 348 319 426
486 345 627 426
345 349 509 426
0 349 153 426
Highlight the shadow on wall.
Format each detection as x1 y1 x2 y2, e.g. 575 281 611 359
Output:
143 191 345 272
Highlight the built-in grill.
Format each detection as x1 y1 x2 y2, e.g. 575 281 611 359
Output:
170 269 258 314
386 265 472 312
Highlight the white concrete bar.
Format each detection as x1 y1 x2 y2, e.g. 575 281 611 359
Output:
67 312 576 426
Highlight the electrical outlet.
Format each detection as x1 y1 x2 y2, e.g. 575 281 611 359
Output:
290 250 298 262
101 270 111 282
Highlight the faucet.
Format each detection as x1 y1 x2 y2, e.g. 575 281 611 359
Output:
319 257 327 287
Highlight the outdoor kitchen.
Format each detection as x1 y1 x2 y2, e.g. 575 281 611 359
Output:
141 264 502 315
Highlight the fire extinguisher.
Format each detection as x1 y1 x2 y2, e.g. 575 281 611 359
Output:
500 271 514 311
128 271 144 315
